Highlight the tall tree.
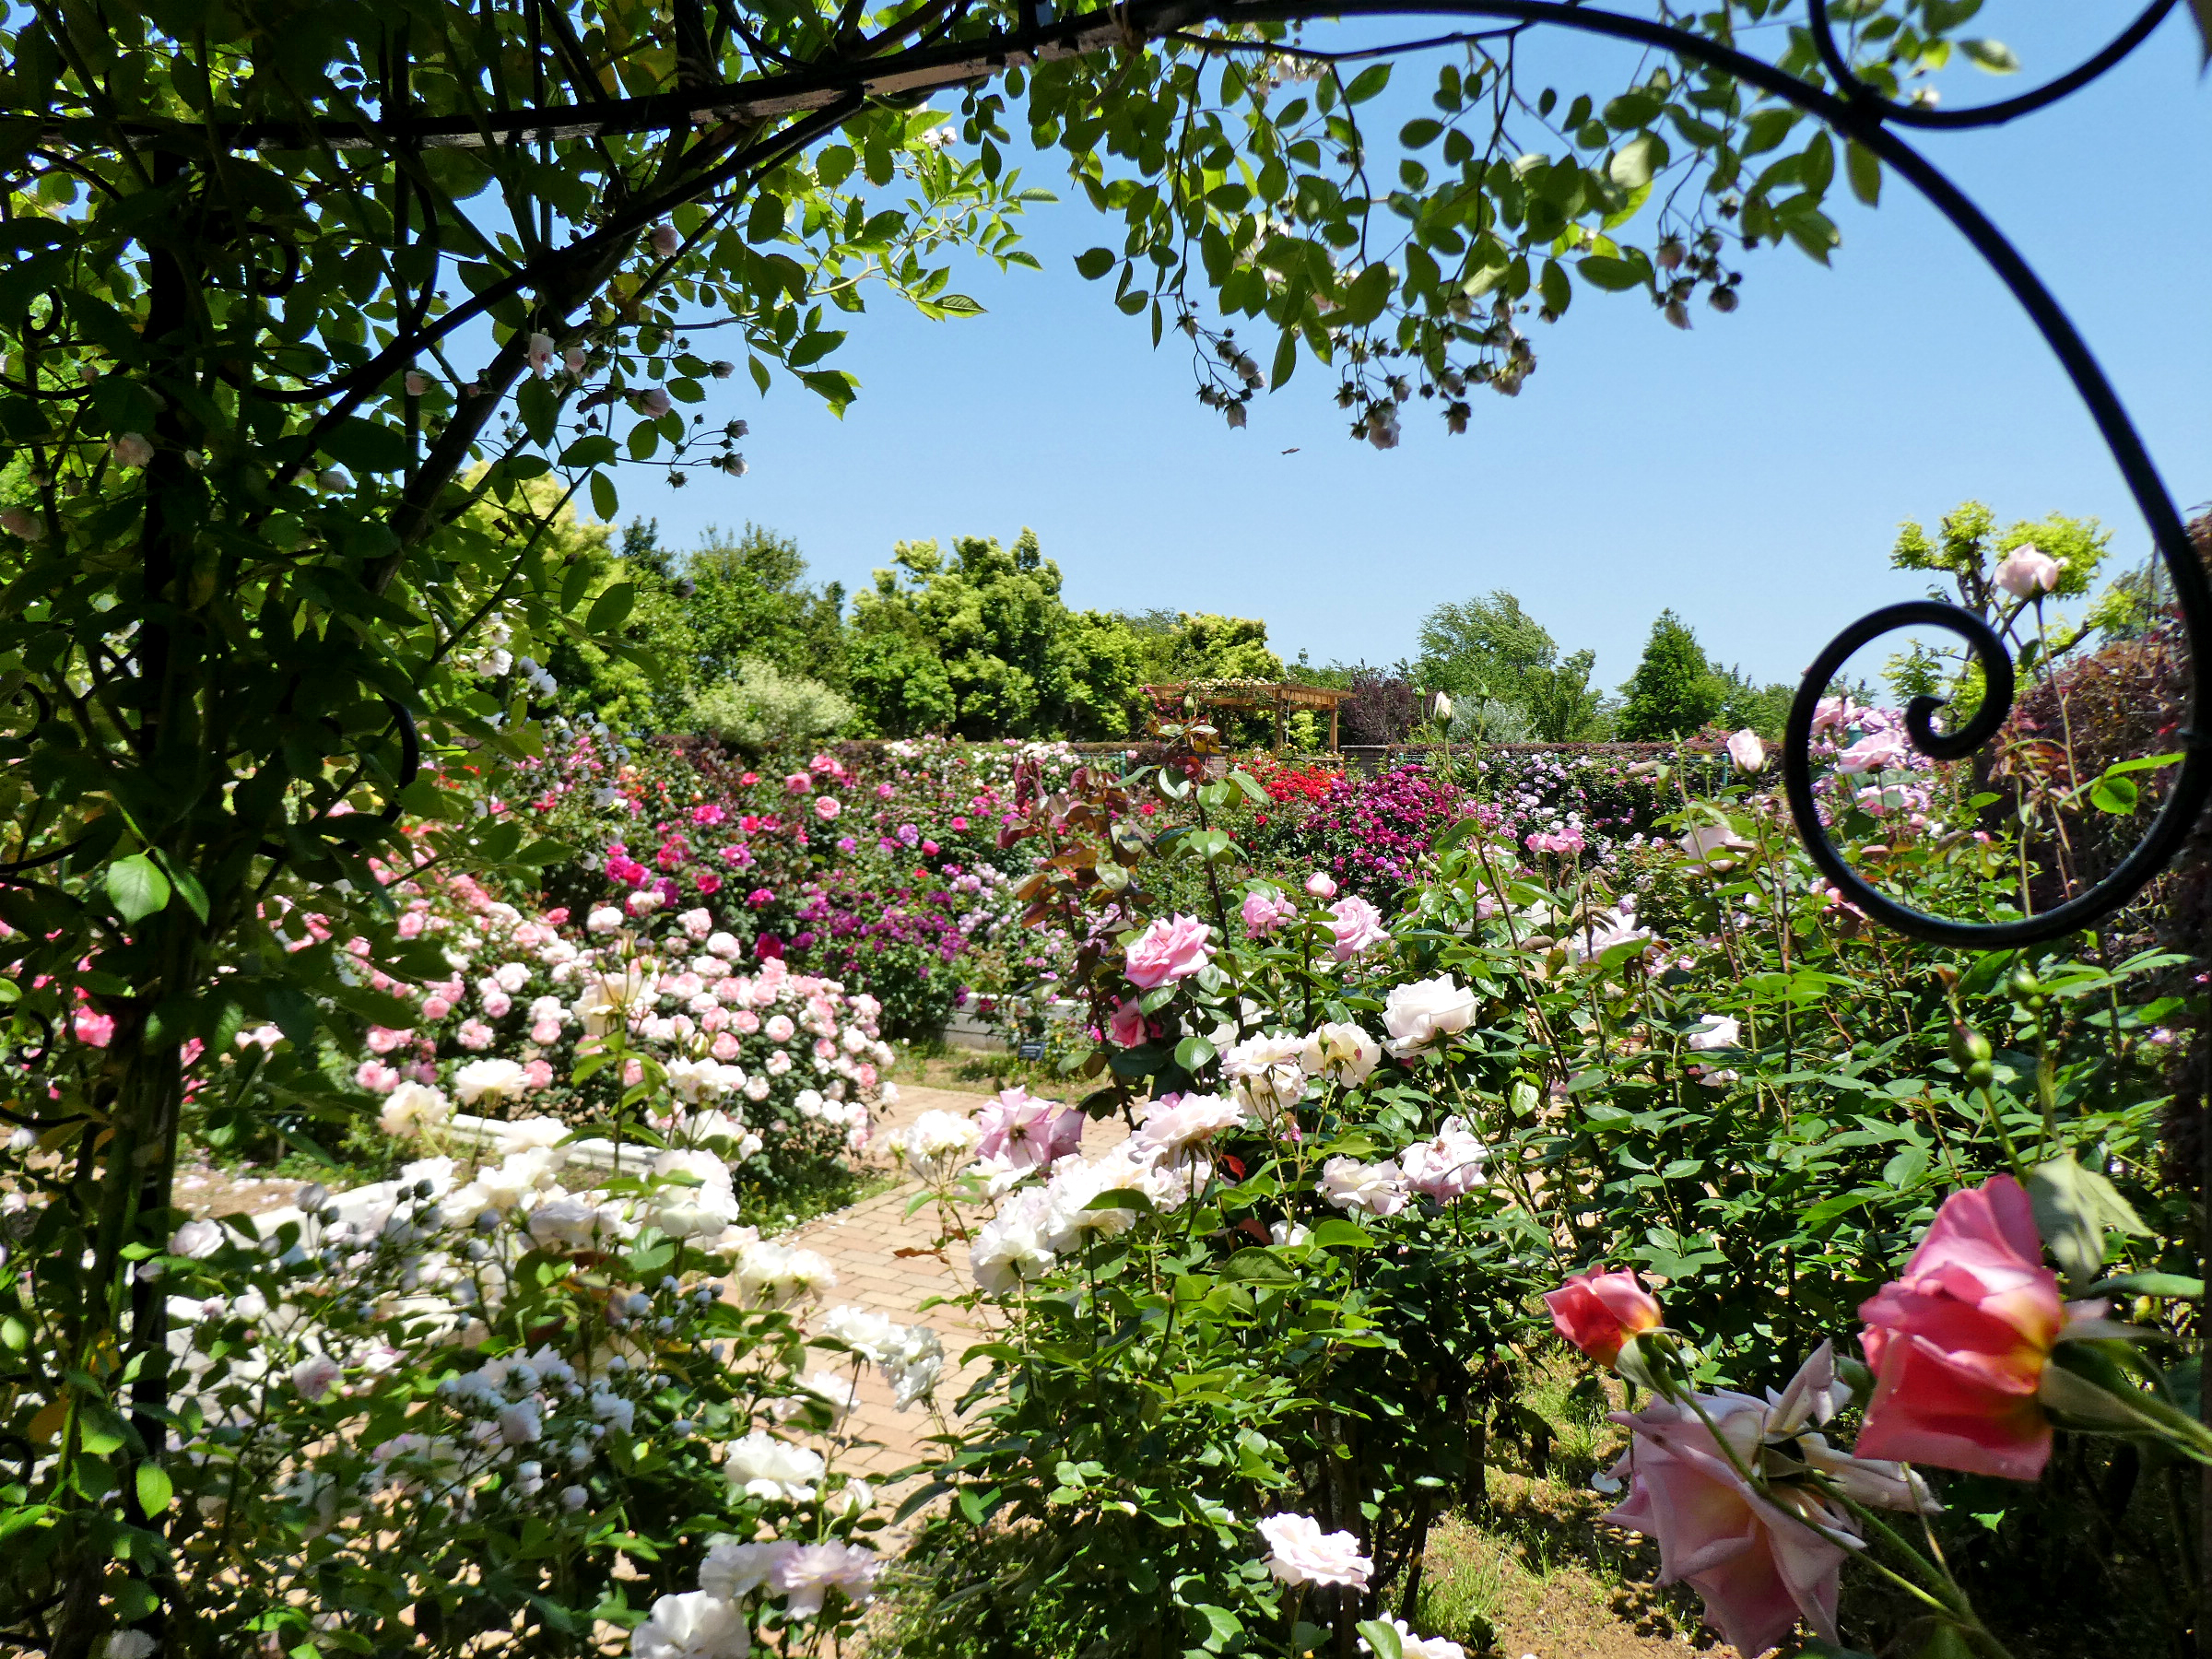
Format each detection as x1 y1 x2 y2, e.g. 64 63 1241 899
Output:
1618 609 1725 739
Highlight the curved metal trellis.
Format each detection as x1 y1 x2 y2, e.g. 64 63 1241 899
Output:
29 0 2203 947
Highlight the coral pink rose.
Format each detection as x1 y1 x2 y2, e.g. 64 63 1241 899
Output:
1854 1174 2085 1481
1123 914 1214 989
1545 1268 1663 1368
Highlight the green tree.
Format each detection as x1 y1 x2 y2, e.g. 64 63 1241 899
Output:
685 524 850 689
1416 590 1559 703
1618 609 1725 739
848 529 1072 736
1713 662 1796 739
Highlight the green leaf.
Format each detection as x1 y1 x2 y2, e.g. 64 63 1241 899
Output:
1400 118 1443 148
1844 139 1882 206
320 418 410 474
2027 1155 2148 1291
1607 134 1664 191
2089 775 2138 815
135 1461 174 1516
106 853 171 923
2193 0 2212 65
1173 1035 1217 1071
1576 253 1645 292
152 853 210 924
1355 1621 1404 1659
1074 248 1115 280
587 582 636 634
1344 64 1391 104
1959 38 2020 74
589 470 618 521
815 145 855 188
1219 1248 1298 1286
1308 1218 1377 1251
2087 1272 2203 1300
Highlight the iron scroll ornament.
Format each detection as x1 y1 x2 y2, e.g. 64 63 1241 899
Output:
47 0 2206 946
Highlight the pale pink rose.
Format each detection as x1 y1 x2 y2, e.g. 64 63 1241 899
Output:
1400 1115 1488 1201
1135 1092 1246 1154
1854 1174 2080 1481
455 1018 496 1051
1241 888 1298 935
735 1009 761 1035
1833 730 1909 775
1256 1512 1371 1589
1326 894 1388 960
1724 728 1765 774
1600 1393 1850 1657
814 795 841 821
480 989 512 1020
765 1014 796 1043
421 996 453 1021
365 1026 411 1054
649 223 680 258
291 1355 344 1402
677 907 714 940
636 387 672 418
1304 871 1337 899
770 1538 880 1617
525 332 555 374
1316 1155 1406 1217
1994 545 2060 598
355 1061 400 1092
622 1058 644 1086
1123 914 1214 989
530 1019 563 1045
522 1059 554 1090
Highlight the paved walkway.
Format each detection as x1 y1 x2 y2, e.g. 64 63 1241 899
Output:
798 1084 1130 1488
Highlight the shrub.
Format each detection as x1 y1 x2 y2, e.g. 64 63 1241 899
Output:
685 660 855 751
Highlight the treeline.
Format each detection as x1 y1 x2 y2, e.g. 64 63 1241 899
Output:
546 498 2141 747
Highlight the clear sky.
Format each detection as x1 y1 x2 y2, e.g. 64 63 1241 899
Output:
612 7 2211 694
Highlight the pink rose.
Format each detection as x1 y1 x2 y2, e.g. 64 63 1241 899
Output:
1545 1268 1664 1368
73 1008 116 1048
355 1061 400 1092
522 1059 554 1090
455 1018 496 1051
529 1019 562 1045
1600 1392 1850 1657
1240 889 1298 936
1833 730 1909 775
1123 914 1214 990
814 795 841 821
1326 894 1388 961
421 996 453 1022
1994 545 2060 598
783 772 813 794
622 1058 644 1086
1854 1174 2081 1481
1106 998 1147 1049
712 1032 741 1061
1303 871 1336 899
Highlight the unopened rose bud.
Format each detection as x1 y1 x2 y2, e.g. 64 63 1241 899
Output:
650 223 680 258
637 388 672 418
1994 545 2061 599
711 360 734 379
1226 405 1247 429
1710 286 1740 314
1655 237 1686 272
1664 300 1691 330
563 346 587 374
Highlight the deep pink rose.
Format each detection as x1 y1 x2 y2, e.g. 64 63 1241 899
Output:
1544 1268 1663 1368
1855 1174 2085 1481
1107 998 1147 1048
1123 914 1214 989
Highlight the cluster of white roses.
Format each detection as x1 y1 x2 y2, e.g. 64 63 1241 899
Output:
630 1534 883 1659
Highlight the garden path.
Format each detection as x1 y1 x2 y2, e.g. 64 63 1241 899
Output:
797 1083 1130 1488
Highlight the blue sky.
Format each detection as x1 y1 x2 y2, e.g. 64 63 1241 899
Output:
616 8 2211 692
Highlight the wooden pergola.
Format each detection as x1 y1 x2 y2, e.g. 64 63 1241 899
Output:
1142 680 1352 751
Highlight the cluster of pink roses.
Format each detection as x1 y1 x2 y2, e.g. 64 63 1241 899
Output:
1548 1175 2147 1657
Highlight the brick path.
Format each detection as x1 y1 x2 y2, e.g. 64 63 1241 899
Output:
797 1085 1129 1490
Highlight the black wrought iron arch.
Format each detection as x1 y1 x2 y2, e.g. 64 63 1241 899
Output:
54 0 2201 947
